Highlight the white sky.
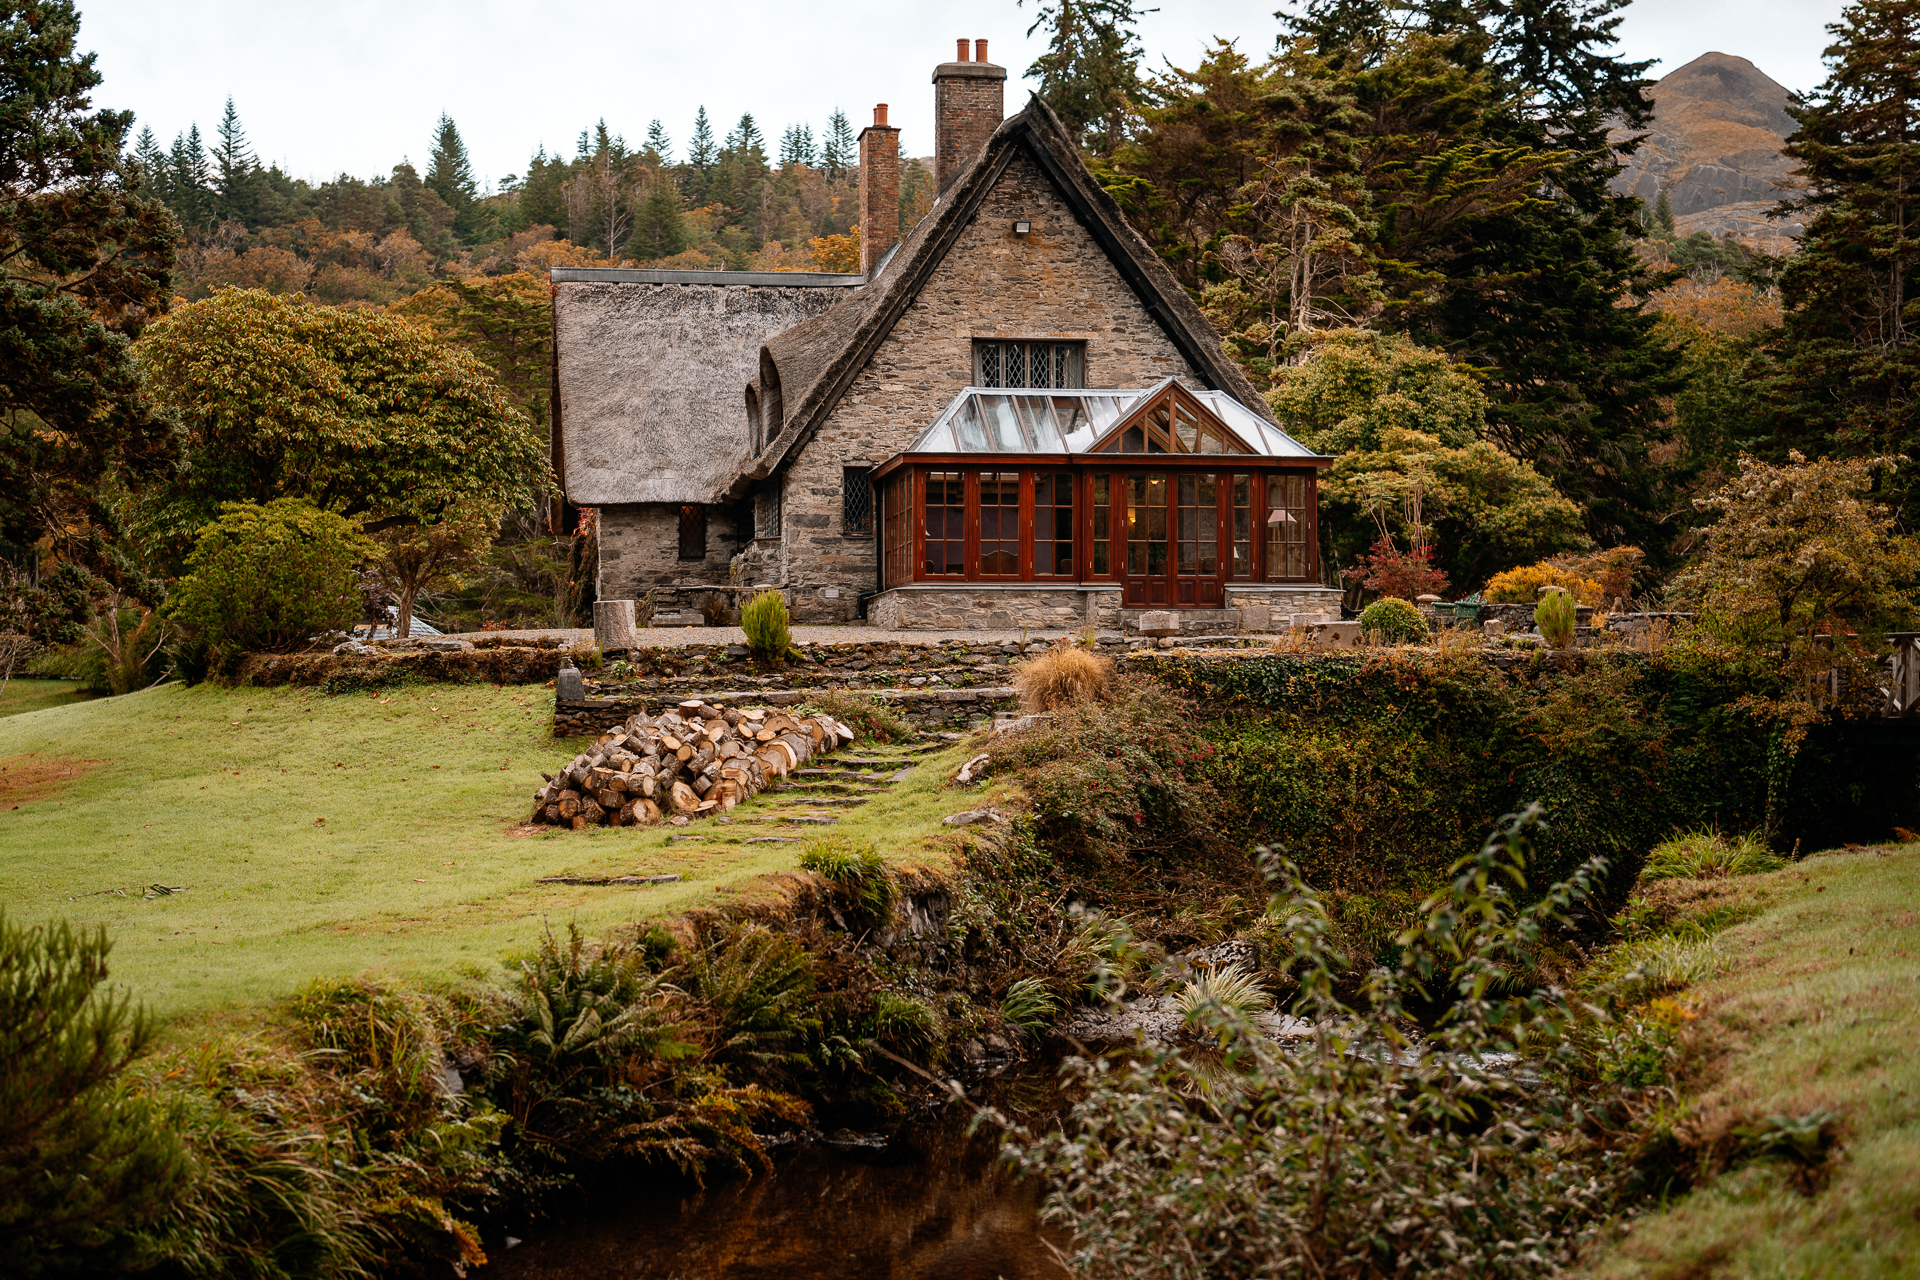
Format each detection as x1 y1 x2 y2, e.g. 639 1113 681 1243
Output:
79 0 1849 190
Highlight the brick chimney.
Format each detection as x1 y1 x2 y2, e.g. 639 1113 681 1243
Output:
857 104 900 275
933 37 1006 196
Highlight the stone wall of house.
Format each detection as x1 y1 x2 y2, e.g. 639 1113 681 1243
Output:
776 151 1212 624
865 584 1345 632
597 500 755 605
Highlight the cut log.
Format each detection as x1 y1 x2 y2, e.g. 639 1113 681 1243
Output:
596 788 622 810
637 798 662 824
754 728 776 742
570 815 588 831
676 744 694 762
558 796 581 819
580 798 605 824
669 780 700 813
660 734 683 752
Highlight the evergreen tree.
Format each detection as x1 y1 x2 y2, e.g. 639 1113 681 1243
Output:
1769 0 1920 477
130 125 166 192
1653 187 1675 237
630 176 687 261
212 96 256 223
167 125 213 226
727 113 767 164
519 145 568 231
779 122 818 168
1020 0 1151 154
823 108 854 174
645 118 672 164
688 106 718 168
0 0 177 557
426 112 482 241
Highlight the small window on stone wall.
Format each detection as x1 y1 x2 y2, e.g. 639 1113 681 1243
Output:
678 504 707 560
843 467 873 535
754 487 782 539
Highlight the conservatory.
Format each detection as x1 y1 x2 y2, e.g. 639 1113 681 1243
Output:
873 379 1331 608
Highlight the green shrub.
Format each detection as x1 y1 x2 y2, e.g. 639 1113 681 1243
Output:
740 589 794 664
999 977 1062 1038
0 913 187 1274
1175 962 1271 1029
165 499 372 662
866 990 940 1060
1535 589 1577 648
1643 827 1784 880
678 925 822 1074
800 837 896 929
1359 596 1427 644
801 689 911 745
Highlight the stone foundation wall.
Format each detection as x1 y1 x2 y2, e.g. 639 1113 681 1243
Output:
866 584 1344 632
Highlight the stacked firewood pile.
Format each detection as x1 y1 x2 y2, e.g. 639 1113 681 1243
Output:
532 698 857 829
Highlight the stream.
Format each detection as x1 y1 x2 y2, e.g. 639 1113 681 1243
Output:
480 1084 1072 1280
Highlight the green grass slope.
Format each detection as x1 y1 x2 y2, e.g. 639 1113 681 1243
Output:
1583 843 1920 1278
0 677 97 719
0 682 971 1018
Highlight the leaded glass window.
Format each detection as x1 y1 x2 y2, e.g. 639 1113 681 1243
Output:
974 340 1084 389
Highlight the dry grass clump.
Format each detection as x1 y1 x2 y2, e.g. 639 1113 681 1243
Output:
1013 643 1114 713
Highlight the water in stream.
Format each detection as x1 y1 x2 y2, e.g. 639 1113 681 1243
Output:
480 1120 1070 1280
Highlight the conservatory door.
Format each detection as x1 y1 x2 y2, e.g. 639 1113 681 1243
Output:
1121 472 1224 606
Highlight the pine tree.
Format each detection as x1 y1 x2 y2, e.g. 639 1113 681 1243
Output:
779 123 818 169
0 0 177 558
130 125 167 194
1021 0 1150 154
210 99 257 223
1770 0 1920 476
823 108 854 174
1653 187 1675 237
427 112 482 242
645 118 672 164
518 145 568 232
167 125 213 226
727 113 767 165
630 176 687 261
688 106 717 169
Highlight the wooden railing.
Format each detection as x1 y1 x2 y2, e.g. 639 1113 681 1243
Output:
1883 632 1920 719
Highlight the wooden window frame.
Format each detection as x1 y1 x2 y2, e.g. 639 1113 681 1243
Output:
887 462 1320 594
677 504 707 561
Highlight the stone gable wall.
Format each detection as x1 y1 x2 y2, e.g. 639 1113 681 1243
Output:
776 151 1209 623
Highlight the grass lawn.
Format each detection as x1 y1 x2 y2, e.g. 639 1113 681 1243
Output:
0 680 981 1020
1582 843 1920 1278
0 677 98 719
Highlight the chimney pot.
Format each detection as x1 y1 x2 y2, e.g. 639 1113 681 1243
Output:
956 37 969 61
975 38 988 62
874 103 888 127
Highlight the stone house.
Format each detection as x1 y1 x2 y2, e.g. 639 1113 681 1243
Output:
552 38 1341 630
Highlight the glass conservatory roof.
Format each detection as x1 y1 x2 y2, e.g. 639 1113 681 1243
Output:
903 380 1324 459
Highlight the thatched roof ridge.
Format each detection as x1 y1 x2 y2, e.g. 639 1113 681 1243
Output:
723 95 1272 499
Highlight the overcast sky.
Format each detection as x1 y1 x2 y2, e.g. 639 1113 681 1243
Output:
79 0 1850 190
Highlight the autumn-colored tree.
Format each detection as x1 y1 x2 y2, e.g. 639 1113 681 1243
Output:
372 503 497 638
133 290 546 560
1678 452 1920 735
807 230 859 273
389 272 552 419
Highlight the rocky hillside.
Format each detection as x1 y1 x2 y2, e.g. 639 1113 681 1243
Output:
1610 52 1803 251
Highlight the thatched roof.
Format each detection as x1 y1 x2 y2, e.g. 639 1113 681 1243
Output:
552 271 859 505
722 96 1273 500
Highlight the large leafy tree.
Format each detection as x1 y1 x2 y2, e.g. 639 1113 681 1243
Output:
133 289 548 557
1114 5 1682 555
0 0 177 562
1769 0 1920 487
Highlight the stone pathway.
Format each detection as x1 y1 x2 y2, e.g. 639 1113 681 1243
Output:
631 732 958 854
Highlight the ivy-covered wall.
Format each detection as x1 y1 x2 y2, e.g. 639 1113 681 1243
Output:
1143 649 1920 917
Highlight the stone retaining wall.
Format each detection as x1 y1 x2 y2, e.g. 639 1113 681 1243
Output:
554 685 1022 738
